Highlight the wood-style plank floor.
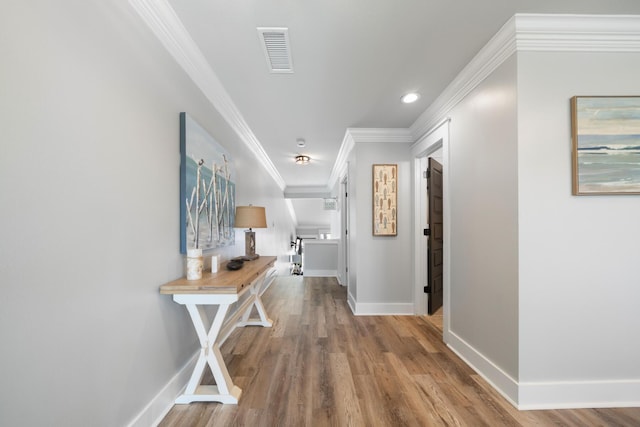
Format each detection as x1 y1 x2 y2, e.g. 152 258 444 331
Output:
159 276 640 426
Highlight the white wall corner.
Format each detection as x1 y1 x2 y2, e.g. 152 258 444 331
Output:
446 331 519 407
446 331 640 410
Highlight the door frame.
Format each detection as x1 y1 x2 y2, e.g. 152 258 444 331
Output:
411 118 451 339
340 173 350 288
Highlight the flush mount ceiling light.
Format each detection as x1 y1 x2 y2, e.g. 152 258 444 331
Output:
401 92 420 104
296 138 306 148
295 155 310 165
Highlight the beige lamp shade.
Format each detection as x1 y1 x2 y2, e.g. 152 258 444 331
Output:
234 206 267 229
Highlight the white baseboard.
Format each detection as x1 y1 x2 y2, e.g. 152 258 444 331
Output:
352 302 414 315
303 269 337 277
126 352 198 427
347 291 356 314
518 379 640 410
447 330 640 410
446 330 519 407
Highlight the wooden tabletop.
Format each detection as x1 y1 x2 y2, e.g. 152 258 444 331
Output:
160 256 276 295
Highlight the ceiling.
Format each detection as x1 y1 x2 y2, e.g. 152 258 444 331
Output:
290 198 334 229
157 0 640 224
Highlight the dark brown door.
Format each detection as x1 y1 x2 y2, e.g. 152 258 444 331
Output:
427 157 443 315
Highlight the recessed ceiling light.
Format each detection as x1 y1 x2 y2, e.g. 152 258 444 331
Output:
401 92 420 104
296 138 306 148
295 155 310 165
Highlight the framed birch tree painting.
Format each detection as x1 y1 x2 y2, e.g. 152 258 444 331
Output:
571 96 640 195
179 112 236 253
372 164 397 236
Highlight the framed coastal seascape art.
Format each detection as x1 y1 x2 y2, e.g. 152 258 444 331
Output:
372 164 397 236
180 112 236 253
571 96 640 195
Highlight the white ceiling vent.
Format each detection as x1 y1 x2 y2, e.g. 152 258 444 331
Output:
257 27 294 73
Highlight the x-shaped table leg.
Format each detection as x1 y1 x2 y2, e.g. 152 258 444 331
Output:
173 294 241 404
238 275 273 327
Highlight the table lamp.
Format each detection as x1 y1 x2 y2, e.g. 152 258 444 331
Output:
234 205 267 260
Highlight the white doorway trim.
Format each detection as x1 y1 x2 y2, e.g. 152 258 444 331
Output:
339 172 350 288
411 118 451 340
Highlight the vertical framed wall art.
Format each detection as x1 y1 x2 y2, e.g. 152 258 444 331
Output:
372 164 397 236
571 96 640 195
180 112 236 253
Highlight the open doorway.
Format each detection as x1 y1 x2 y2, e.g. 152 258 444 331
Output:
418 151 444 334
426 156 443 316
412 118 450 339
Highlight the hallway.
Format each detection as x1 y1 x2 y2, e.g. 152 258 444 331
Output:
159 276 640 426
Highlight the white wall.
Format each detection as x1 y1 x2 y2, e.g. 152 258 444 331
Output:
352 142 413 314
0 2 294 426
414 16 640 408
446 56 520 381
517 51 640 407
303 240 339 276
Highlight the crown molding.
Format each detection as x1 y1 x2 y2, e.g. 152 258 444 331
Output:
327 128 413 190
327 129 355 190
410 16 517 141
284 186 333 199
347 128 414 143
410 14 640 141
128 0 286 191
515 14 640 52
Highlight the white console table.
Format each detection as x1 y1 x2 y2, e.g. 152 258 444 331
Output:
160 256 276 404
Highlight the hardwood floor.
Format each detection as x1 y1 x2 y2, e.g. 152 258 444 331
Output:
159 276 640 426
425 306 443 333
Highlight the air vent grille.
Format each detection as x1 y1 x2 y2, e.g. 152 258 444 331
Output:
257 27 293 73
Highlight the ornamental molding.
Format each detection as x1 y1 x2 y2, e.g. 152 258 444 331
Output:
128 0 286 190
410 14 640 141
327 128 413 190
